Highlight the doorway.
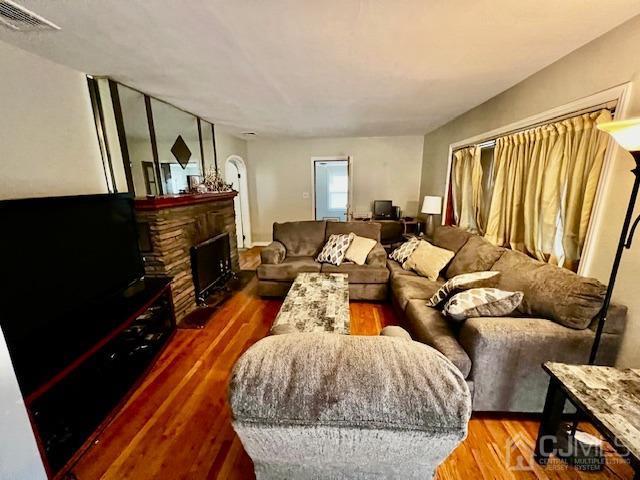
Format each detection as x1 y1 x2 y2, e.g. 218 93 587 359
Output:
224 155 251 249
313 158 351 221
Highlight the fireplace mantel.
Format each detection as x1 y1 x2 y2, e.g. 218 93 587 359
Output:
134 191 237 211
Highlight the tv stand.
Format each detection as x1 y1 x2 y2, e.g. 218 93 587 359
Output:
25 277 176 478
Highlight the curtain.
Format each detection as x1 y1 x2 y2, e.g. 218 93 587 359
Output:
484 109 612 270
451 146 485 234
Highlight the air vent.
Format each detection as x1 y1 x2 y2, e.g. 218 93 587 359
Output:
0 0 59 31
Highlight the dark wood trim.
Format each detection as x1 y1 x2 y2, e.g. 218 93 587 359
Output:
212 123 218 170
197 118 206 173
134 191 237 211
109 80 135 193
145 95 164 195
87 77 117 192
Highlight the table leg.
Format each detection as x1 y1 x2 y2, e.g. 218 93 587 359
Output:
535 377 566 465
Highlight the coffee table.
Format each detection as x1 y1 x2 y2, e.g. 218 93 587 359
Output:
271 273 350 334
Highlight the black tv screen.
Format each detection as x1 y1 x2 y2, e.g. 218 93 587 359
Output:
0 193 145 393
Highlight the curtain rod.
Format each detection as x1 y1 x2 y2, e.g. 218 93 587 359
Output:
453 100 618 152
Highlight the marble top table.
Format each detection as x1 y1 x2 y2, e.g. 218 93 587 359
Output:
271 273 350 334
535 362 640 473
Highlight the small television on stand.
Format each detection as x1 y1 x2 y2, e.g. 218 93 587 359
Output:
373 200 396 220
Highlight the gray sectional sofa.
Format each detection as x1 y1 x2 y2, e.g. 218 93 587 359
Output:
257 221 627 413
390 226 627 412
257 221 389 300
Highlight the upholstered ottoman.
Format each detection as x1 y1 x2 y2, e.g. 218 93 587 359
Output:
228 333 471 479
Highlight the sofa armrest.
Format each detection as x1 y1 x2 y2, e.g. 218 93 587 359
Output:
458 317 623 412
588 302 627 335
260 241 286 265
366 243 387 267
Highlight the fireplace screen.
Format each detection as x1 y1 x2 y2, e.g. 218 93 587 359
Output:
190 232 233 304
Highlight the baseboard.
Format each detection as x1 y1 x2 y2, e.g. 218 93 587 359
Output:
250 241 270 247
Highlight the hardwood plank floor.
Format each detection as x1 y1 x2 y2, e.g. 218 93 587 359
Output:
70 247 633 479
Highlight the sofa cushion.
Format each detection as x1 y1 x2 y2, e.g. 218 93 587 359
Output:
321 263 390 284
443 288 523 321
260 241 286 265
403 240 454 281
491 250 606 330
274 221 327 257
391 274 443 311
326 221 381 242
386 259 417 279
405 300 471 378
229 333 471 433
257 256 321 282
445 235 505 279
432 226 473 254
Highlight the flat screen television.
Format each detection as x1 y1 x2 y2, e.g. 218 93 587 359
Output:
0 193 145 394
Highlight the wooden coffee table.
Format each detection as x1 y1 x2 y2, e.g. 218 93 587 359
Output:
271 273 350 334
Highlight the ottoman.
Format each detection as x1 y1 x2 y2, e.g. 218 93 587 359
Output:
228 333 471 479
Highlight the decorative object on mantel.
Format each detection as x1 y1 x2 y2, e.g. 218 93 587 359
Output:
203 167 233 193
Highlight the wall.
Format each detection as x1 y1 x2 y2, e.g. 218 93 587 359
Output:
247 135 424 242
214 129 248 176
0 40 105 200
418 14 640 367
0 39 106 479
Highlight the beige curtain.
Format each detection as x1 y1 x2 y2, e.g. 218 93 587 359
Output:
484 109 612 270
452 146 485 234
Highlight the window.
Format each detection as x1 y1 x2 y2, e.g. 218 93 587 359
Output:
328 171 348 209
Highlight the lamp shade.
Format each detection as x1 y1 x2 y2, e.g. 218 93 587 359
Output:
598 117 640 152
421 195 442 215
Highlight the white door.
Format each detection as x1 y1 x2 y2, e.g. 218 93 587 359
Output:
226 162 245 248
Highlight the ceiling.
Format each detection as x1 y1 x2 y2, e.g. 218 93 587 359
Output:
2 1 639 138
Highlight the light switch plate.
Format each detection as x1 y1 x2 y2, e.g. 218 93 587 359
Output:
302 192 310 199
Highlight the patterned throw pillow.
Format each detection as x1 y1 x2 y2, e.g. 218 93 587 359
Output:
316 233 355 266
388 237 420 264
426 271 500 307
442 288 524 322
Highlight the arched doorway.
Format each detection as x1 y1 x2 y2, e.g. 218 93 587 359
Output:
225 155 251 249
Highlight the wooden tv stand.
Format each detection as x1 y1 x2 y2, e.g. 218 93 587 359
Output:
25 277 176 478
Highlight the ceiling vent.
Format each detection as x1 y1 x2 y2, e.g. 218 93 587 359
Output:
0 0 60 31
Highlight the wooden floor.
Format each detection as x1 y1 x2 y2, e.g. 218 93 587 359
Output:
71 248 633 480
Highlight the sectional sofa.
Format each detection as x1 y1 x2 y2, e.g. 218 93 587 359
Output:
258 221 627 412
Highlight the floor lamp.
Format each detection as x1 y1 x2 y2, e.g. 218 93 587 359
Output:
589 117 640 364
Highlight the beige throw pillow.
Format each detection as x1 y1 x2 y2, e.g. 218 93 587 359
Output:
344 235 377 265
402 240 454 281
442 288 524 322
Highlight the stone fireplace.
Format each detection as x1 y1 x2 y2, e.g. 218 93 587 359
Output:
135 192 240 323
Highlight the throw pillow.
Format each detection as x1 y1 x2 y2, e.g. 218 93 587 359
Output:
316 233 355 266
344 235 377 265
426 271 500 307
388 237 420 264
442 288 524 322
402 240 455 281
